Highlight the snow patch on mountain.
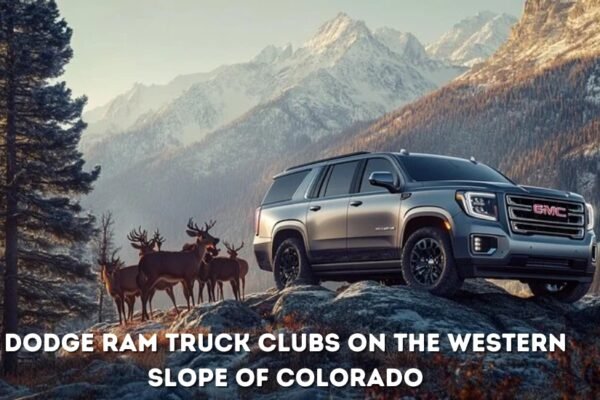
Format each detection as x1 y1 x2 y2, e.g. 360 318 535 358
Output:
426 11 517 67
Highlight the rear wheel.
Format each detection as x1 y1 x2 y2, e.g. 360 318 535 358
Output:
528 281 590 303
273 237 316 290
401 227 463 296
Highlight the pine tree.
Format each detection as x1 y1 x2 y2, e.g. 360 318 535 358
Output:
0 0 100 374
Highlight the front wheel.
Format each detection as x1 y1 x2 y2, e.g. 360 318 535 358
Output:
273 237 316 290
528 281 590 303
401 227 463 297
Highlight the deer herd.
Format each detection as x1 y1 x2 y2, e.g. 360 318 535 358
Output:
99 219 249 324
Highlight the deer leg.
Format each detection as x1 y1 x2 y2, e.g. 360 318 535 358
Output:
148 289 156 319
229 280 237 301
114 297 122 325
197 281 204 304
233 278 241 301
126 296 135 322
182 281 192 311
181 282 191 310
241 277 245 300
218 281 224 301
189 280 196 307
166 286 179 314
140 287 149 321
208 279 215 302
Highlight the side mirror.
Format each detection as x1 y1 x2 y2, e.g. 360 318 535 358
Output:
368 171 398 193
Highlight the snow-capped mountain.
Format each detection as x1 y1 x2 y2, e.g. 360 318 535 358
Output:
426 11 517 66
83 13 467 178
81 71 219 148
464 0 600 84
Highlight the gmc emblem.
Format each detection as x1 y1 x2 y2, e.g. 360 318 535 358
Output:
533 204 567 218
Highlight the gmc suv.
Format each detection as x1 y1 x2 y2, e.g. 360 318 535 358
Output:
253 151 597 302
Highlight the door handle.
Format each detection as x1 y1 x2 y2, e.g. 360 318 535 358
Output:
350 200 363 207
309 205 321 212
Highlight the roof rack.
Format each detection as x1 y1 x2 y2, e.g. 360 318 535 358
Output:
285 151 370 171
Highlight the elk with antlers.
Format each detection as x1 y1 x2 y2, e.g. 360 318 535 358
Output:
224 241 249 300
137 219 219 321
182 243 220 304
99 252 139 325
206 245 241 302
127 227 181 317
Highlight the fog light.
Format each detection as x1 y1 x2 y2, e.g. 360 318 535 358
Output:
592 244 597 263
471 235 497 255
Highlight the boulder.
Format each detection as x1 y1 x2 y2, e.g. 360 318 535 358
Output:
169 300 264 333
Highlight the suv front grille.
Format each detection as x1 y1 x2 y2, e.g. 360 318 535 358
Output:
506 195 585 239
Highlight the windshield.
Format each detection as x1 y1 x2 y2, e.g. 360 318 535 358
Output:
396 155 510 183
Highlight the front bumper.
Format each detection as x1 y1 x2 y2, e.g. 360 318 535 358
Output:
452 213 597 283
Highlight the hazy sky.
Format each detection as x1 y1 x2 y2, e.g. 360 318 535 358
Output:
57 0 524 110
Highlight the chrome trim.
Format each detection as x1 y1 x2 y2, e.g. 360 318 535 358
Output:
506 194 585 239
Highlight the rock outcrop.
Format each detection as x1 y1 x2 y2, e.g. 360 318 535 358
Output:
9 280 600 399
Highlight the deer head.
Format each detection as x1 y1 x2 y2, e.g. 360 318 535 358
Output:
127 227 155 257
152 228 166 251
224 241 244 258
186 218 219 248
98 251 122 281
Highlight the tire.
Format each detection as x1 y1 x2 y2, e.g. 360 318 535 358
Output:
401 227 463 297
528 281 590 303
273 237 316 290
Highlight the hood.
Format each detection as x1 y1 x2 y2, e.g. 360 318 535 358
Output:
410 180 585 202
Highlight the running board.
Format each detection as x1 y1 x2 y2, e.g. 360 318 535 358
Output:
312 259 402 275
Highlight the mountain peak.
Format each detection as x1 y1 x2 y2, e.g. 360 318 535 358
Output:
252 43 293 64
426 11 517 66
464 0 600 84
375 28 428 61
303 12 371 53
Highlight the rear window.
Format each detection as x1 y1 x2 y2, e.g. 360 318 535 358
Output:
263 170 310 204
397 155 509 183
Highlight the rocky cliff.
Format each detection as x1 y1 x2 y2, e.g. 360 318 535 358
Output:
2 281 598 399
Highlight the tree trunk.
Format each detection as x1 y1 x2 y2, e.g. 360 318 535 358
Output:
1 7 19 375
98 284 104 323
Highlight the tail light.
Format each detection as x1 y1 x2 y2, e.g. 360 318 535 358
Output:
254 207 262 236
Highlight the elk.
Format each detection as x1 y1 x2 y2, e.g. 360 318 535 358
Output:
137 219 219 321
224 241 249 300
127 227 180 317
182 243 220 304
99 253 140 325
206 248 241 302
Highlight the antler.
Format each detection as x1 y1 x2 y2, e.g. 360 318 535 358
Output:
224 240 244 253
187 218 202 233
204 219 216 232
110 249 122 267
235 241 244 252
127 226 148 244
152 228 165 250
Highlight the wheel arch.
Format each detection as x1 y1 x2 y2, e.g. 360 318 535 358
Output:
401 207 455 248
271 221 309 261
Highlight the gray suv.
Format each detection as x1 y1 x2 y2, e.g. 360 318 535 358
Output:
253 151 597 302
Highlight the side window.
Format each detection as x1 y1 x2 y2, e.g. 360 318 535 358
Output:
263 170 310 205
359 158 396 193
323 161 359 197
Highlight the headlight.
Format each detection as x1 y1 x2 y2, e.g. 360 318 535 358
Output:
456 191 498 221
586 203 595 230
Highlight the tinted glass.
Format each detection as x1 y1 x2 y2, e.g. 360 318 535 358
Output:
324 161 359 197
263 170 310 204
397 155 509 183
360 158 396 193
